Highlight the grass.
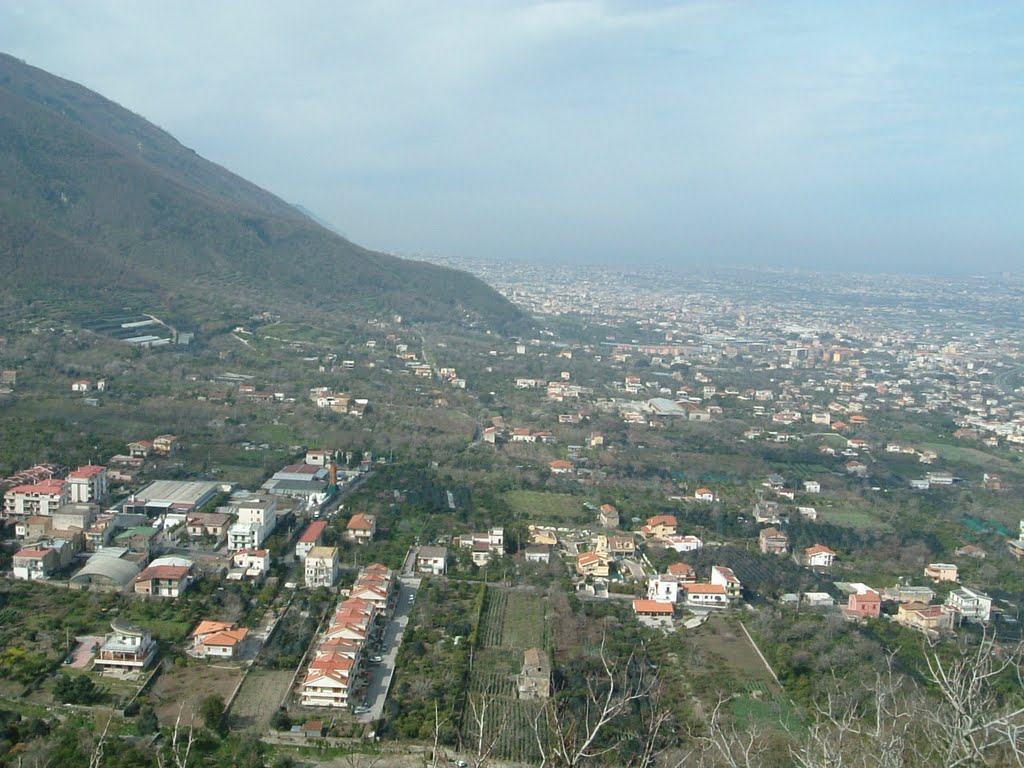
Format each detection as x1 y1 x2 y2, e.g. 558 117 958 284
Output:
825 509 887 529
504 489 589 524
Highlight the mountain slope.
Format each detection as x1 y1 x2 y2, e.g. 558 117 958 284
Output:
0 53 523 330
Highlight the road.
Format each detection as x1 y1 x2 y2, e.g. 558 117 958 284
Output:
357 574 421 722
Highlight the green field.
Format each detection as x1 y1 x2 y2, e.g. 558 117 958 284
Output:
504 490 589 524
825 509 887 529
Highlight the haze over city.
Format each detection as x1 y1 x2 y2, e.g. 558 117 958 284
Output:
2 0 1022 274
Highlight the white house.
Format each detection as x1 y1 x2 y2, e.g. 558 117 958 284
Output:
683 583 729 608
230 548 270 580
802 480 821 494
305 546 340 588
945 586 992 623
228 495 277 551
94 618 158 669
804 545 836 568
647 574 680 603
415 545 447 575
710 566 742 600
189 620 250 659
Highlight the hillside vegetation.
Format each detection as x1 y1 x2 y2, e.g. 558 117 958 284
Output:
0 53 523 330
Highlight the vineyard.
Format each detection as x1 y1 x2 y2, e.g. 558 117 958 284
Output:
461 587 550 764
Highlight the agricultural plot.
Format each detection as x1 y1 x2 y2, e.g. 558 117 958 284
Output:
687 615 778 691
462 588 549 764
477 589 546 648
149 662 244 726
504 490 590 525
229 668 295 730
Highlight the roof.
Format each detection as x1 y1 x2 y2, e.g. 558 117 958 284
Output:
192 620 235 637
71 555 141 586
646 515 677 527
132 480 220 505
667 562 694 575
577 552 608 566
136 564 190 582
685 584 727 595
200 628 249 647
306 546 338 560
298 520 328 543
805 544 836 556
280 464 321 475
760 527 787 539
633 599 674 614
68 465 106 479
15 548 52 558
417 545 447 559
346 513 375 530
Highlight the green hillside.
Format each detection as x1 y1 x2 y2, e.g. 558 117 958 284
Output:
0 53 523 330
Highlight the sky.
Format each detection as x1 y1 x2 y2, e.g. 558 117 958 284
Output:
2 1 1023 274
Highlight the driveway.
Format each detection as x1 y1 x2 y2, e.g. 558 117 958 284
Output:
357 576 422 722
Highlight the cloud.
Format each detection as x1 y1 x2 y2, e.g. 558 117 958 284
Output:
1 1 1022 273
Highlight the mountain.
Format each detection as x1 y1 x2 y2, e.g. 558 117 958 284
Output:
0 53 523 331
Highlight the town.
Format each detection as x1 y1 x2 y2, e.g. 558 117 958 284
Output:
0 263 1022 767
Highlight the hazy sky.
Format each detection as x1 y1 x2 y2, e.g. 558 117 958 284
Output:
2 1 1022 273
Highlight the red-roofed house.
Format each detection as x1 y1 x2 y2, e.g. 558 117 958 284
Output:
632 599 674 617
683 583 729 608
345 513 376 545
13 547 59 580
296 520 329 559
641 515 677 539
4 478 68 518
190 621 251 658
666 562 696 582
134 564 192 597
804 545 836 568
845 586 881 621
66 465 109 504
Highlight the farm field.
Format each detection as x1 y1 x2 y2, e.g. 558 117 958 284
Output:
825 509 886 529
462 587 550 764
149 661 244 725
686 614 778 691
230 668 296 730
504 490 589 525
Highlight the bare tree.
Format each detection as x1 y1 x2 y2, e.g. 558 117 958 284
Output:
466 691 509 768
789 656 915 768
429 700 454 768
688 695 771 768
532 637 653 767
158 705 196 768
917 630 1024 767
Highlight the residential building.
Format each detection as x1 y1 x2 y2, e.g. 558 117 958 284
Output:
711 565 742 600
134 558 193 597
945 586 992 623
189 620 250 659
666 562 696 582
843 585 881 621
4 478 68 519
647 574 680 603
641 515 677 540
230 549 270 580
598 504 619 528
345 513 376 545
576 551 610 578
457 528 504 566
94 619 158 669
694 488 716 502
924 563 958 583
305 546 340 588
66 465 109 503
683 583 729 608
415 545 448 575
296 520 328 559
802 480 821 494
524 545 551 564
12 547 59 580
517 648 552 700
633 599 675 616
185 511 232 543
895 603 954 635
666 535 703 553
804 545 836 568
759 527 789 556
228 495 277 551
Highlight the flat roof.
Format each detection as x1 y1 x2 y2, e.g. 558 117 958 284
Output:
132 480 221 505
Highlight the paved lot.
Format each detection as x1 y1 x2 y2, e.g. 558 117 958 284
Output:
357 575 421 722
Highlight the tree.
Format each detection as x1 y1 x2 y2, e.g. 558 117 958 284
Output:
136 704 160 736
199 694 228 736
532 637 654 767
54 673 101 705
